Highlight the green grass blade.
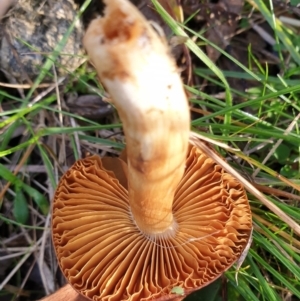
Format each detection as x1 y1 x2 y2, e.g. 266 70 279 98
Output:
247 255 282 301
226 272 261 301
13 188 29 224
0 164 49 214
252 0 300 66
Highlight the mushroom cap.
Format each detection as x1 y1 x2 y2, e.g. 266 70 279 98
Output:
52 144 252 301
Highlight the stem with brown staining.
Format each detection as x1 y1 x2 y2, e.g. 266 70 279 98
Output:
83 0 190 238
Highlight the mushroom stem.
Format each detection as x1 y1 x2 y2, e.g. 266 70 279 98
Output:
83 0 190 237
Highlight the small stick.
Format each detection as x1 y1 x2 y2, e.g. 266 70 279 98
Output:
40 284 87 301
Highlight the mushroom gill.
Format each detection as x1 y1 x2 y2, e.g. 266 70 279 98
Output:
52 0 252 300
52 144 251 301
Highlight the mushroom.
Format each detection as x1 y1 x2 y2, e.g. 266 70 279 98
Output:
0 0 14 18
51 0 252 300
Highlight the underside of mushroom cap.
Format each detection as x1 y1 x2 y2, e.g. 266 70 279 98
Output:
52 143 252 301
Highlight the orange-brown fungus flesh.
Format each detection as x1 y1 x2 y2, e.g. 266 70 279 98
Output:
52 144 252 301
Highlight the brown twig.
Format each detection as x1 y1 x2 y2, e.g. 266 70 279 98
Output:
40 285 87 301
